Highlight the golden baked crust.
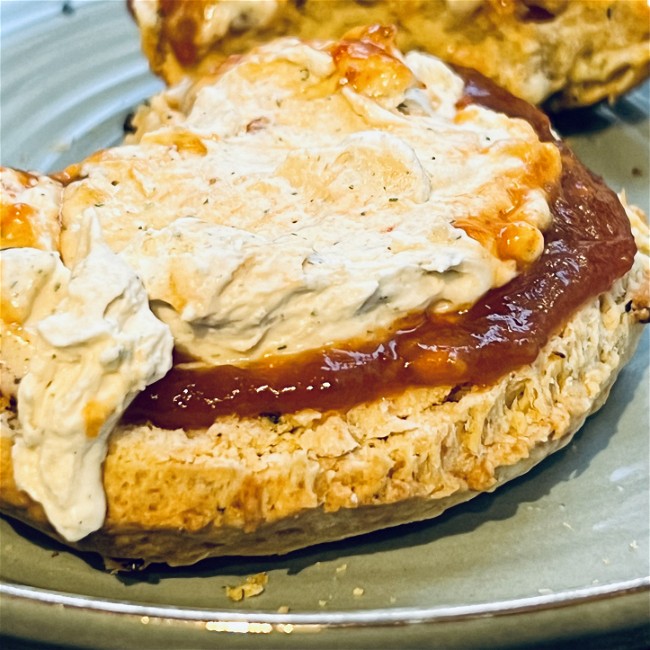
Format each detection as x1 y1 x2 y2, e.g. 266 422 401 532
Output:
1 237 647 566
129 0 650 108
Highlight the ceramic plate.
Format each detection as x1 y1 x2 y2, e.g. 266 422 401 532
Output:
1 2 649 648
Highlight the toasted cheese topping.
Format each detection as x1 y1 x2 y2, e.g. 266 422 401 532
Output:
60 32 560 365
1 218 173 541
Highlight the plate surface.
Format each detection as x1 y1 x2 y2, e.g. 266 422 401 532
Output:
1 2 649 648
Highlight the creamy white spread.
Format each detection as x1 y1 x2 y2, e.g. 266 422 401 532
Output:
0 248 69 398
60 41 558 365
1 218 173 541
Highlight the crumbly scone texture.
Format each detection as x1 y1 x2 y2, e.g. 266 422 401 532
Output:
1 229 648 567
130 0 650 108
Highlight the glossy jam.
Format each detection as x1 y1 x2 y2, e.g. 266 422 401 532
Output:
125 68 636 429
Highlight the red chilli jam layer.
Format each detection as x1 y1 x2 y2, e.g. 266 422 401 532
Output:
125 67 636 429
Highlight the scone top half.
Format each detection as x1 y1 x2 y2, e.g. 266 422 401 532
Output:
0 25 648 564
129 0 650 109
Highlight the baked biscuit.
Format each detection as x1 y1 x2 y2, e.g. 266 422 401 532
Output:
1 28 648 567
129 0 650 109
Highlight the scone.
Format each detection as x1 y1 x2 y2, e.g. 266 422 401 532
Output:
128 0 650 109
1 26 648 568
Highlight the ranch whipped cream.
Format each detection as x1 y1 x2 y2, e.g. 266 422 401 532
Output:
1 218 173 541
60 36 560 366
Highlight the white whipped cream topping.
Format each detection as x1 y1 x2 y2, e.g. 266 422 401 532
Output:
61 41 557 365
0 248 68 398
3 218 173 541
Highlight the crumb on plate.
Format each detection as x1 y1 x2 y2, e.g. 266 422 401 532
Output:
225 572 269 602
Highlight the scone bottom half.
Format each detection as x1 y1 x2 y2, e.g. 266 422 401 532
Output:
1 28 649 569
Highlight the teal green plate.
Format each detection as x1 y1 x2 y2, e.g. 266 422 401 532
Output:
1 2 648 648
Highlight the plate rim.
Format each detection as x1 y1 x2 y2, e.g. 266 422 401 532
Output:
2 576 649 628
1 2 649 648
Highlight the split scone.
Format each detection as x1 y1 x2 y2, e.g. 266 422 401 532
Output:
128 0 650 109
1 26 649 568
